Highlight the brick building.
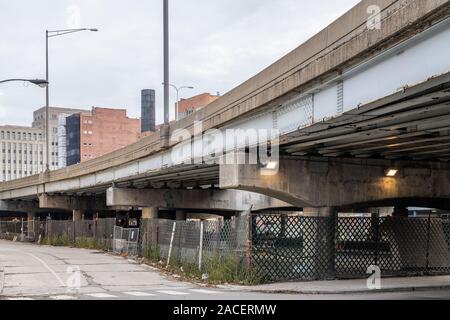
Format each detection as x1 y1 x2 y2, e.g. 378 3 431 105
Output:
177 93 219 120
66 107 140 165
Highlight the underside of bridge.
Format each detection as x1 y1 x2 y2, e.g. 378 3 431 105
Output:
282 73 450 161
0 0 449 223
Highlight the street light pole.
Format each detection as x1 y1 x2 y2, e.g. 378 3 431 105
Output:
44 28 98 172
163 0 170 125
45 30 49 172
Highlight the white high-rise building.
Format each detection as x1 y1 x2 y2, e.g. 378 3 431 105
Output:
32 107 89 170
0 106 89 182
0 126 45 181
57 114 69 169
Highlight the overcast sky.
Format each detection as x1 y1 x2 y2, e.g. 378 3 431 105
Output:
0 0 360 126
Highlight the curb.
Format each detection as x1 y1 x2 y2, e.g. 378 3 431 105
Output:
235 284 450 295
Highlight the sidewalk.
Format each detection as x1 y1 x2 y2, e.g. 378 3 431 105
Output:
224 275 450 294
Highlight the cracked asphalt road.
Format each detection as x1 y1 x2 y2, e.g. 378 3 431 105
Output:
1 240 450 300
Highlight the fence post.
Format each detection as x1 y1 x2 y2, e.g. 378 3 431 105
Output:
247 211 253 270
373 210 380 267
21 218 24 240
167 222 177 267
425 212 432 274
198 221 204 271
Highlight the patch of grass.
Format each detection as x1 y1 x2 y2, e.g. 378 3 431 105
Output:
157 250 264 285
43 234 71 247
143 246 161 262
75 237 96 249
202 252 264 285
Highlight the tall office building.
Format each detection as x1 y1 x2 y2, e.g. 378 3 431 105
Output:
0 106 89 182
32 107 89 170
66 107 141 166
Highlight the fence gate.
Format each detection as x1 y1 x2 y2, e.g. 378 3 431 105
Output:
113 226 140 256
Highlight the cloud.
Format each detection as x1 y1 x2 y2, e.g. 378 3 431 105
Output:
0 0 360 126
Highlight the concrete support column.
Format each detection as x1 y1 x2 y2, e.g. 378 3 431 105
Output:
73 210 83 222
393 206 409 217
27 212 35 222
176 210 187 221
26 212 36 241
303 207 337 280
142 207 159 220
142 207 159 250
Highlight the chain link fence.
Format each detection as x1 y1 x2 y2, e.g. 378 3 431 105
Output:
140 217 249 271
252 214 450 282
0 218 116 250
3 213 450 283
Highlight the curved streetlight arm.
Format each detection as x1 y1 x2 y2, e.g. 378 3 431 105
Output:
161 83 195 120
0 79 48 87
47 28 98 38
44 27 98 172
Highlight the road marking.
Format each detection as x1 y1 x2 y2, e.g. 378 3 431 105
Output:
123 292 155 297
86 293 118 299
50 295 77 300
158 290 189 296
189 289 221 294
8 297 35 300
23 252 66 288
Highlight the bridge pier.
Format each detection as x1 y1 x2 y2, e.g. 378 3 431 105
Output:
304 207 337 279
176 210 187 221
393 206 409 218
142 207 159 220
106 187 291 212
220 157 450 209
73 210 84 222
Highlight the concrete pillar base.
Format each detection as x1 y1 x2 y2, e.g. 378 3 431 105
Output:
393 206 409 217
73 210 83 222
142 207 159 220
303 207 337 279
27 212 35 222
176 210 187 221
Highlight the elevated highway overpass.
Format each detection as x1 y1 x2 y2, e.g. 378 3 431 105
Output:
1 0 450 218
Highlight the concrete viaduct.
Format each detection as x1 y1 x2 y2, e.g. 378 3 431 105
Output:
1 0 450 222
